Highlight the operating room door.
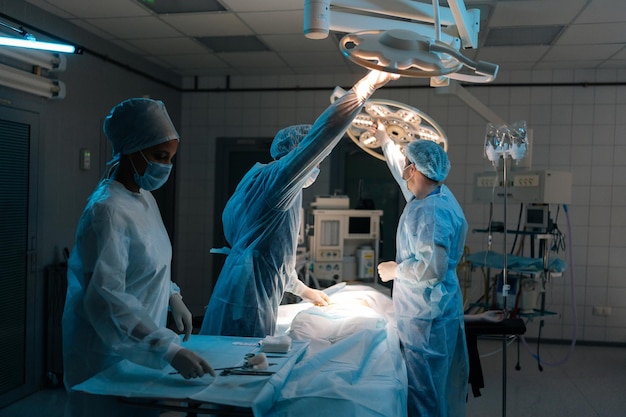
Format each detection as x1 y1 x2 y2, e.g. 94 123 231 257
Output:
212 137 273 288
331 139 404 288
0 107 39 407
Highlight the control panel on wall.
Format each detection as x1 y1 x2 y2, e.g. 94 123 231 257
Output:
473 169 572 204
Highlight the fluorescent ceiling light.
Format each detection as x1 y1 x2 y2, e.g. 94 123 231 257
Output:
0 47 66 71
139 0 226 14
0 36 76 53
0 62 66 99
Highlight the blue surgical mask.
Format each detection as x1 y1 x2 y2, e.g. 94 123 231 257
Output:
132 151 173 191
303 166 320 189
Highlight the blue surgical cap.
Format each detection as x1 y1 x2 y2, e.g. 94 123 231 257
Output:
405 139 450 182
103 98 180 157
270 124 312 160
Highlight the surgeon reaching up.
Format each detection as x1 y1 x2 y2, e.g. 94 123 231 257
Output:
63 98 214 417
200 70 399 338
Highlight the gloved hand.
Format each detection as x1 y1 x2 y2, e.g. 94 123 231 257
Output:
300 287 330 306
170 348 215 379
354 69 401 101
169 293 193 342
377 261 398 282
374 119 391 146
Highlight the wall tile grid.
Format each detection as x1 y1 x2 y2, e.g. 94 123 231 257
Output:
179 68 626 344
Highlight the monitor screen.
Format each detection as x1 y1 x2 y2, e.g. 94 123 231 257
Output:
526 205 548 229
348 216 371 234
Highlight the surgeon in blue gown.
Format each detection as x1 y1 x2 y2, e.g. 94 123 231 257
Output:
200 70 398 338
63 98 214 417
376 123 469 417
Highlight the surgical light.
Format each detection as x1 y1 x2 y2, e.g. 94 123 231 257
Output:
339 29 498 83
304 0 498 85
303 0 330 40
331 86 447 161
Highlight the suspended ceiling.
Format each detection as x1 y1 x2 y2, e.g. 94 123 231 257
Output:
10 0 626 78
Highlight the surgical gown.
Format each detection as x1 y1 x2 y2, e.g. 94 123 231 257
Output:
62 179 182 417
382 141 469 417
200 85 375 338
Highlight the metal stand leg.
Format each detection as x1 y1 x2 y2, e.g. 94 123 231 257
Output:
502 337 507 417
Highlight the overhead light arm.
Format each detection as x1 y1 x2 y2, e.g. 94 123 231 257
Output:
435 81 507 126
304 0 495 83
304 0 478 48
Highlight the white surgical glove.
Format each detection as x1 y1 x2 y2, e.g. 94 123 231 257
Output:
300 287 330 306
374 120 391 146
377 261 398 282
354 70 400 101
169 293 193 342
170 348 215 379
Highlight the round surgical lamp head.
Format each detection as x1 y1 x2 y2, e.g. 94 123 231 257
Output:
339 29 498 83
342 97 448 161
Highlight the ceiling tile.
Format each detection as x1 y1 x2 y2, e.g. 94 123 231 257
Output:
32 0 150 18
260 34 340 53
127 37 210 55
159 12 252 37
280 51 349 67
557 23 626 45
220 0 303 12
477 46 550 63
85 16 183 39
490 0 589 27
237 11 305 35
68 18 117 40
543 44 624 62
575 0 626 24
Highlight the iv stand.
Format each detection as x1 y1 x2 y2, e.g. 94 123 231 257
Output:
500 153 510 417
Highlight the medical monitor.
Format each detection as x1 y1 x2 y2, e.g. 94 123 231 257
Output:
526 204 549 230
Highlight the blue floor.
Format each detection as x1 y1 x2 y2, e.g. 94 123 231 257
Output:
1 341 625 417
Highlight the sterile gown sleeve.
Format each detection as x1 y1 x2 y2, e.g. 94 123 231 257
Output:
63 181 181 390
381 138 415 202
395 199 450 286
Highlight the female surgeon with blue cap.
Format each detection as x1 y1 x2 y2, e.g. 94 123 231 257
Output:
375 122 469 417
62 98 215 417
200 70 398 338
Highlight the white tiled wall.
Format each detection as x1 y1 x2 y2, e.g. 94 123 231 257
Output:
177 69 626 345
